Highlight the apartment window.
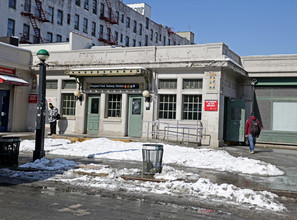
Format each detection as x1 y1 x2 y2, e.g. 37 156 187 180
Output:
139 23 142 35
9 0 16 9
67 14 70 25
159 33 162 41
114 31 118 43
91 22 96 36
121 14 124 23
150 29 153 41
183 79 203 89
62 94 76 116
84 0 89 10
133 20 137 33
46 80 58 89
99 25 103 38
168 39 171 45
23 24 30 40
83 18 88 33
100 3 104 17
75 0 81 6
108 7 112 19
115 11 119 23
74 14 79 30
56 34 62 42
92 0 97 14
145 17 149 29
62 80 76 89
133 39 136 47
155 32 158 43
120 34 123 43
126 17 130 28
183 95 202 120
48 7 54 23
125 36 129 47
145 35 148 46
24 0 31 12
47 32 53 42
7 19 15 36
57 10 63 25
107 28 111 41
108 94 122 117
138 41 142 46
159 79 177 89
163 36 166 46
159 95 176 119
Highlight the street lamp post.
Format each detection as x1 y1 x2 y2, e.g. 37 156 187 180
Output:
33 49 50 161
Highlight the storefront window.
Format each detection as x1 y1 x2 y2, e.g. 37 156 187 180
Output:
183 79 203 89
159 95 176 119
108 94 122 117
183 95 202 120
46 80 58 89
159 79 177 89
62 94 76 116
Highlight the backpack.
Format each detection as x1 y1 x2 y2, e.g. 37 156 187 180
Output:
56 113 61 120
250 119 260 136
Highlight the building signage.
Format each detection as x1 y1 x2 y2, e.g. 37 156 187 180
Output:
205 100 218 111
0 66 15 76
28 94 38 103
89 84 139 89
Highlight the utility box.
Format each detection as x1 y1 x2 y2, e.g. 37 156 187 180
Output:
0 137 20 166
142 144 163 175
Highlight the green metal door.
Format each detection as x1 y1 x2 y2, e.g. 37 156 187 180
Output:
128 95 143 137
87 95 100 135
225 98 245 142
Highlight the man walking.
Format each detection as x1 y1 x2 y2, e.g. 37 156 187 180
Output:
48 103 59 135
245 112 261 154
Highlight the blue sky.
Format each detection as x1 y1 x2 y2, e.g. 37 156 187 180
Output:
123 0 297 56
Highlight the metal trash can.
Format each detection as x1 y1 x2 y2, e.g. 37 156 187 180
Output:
142 144 164 175
0 137 20 166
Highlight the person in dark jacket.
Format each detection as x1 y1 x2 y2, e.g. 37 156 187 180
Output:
48 103 59 135
244 112 261 154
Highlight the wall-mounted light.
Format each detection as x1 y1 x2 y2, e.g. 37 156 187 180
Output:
74 90 83 101
142 90 151 110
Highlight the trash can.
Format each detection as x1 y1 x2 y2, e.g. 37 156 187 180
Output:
142 144 163 175
0 137 20 166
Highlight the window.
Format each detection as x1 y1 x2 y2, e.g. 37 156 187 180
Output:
133 20 137 33
91 22 96 36
150 29 153 41
67 14 70 25
159 79 177 89
57 10 63 25
126 17 130 28
139 23 142 35
159 33 162 41
121 14 124 23
155 32 158 43
273 102 297 131
100 3 104 17
145 17 149 29
163 36 166 46
183 79 203 89
46 80 58 89
7 19 15 36
159 95 176 119
75 0 81 6
120 34 123 43
22 24 30 40
99 25 103 38
168 39 171 45
62 80 76 89
133 39 136 47
114 31 118 43
108 7 112 19
107 28 111 41
183 95 202 120
56 34 62 42
83 18 88 33
74 14 79 30
138 41 142 46
108 94 122 117
125 36 129 47
62 94 76 116
9 0 16 9
92 0 97 14
115 11 119 23
47 32 53 42
24 0 31 12
48 7 54 23
84 0 89 10
145 35 148 46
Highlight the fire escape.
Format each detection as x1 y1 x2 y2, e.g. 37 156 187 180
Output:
21 0 49 43
168 28 177 45
99 0 118 45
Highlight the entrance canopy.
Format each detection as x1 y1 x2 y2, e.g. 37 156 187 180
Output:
0 75 29 86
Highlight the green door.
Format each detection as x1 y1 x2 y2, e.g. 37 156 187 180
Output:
225 98 246 142
128 95 143 137
87 95 100 135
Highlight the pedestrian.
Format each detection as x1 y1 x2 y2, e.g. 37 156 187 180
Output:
48 103 59 135
245 112 261 154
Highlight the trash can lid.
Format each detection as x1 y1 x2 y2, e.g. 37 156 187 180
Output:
142 144 163 150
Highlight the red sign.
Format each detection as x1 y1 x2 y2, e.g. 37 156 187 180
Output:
0 66 15 76
28 94 38 103
205 100 218 111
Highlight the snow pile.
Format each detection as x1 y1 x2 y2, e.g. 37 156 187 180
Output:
19 158 77 171
20 138 284 176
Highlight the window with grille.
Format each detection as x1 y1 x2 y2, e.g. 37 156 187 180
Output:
62 94 76 116
159 79 177 89
159 95 176 119
183 79 203 89
182 95 202 120
108 94 122 117
46 80 58 89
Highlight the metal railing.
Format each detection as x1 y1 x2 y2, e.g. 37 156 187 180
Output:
143 120 209 145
